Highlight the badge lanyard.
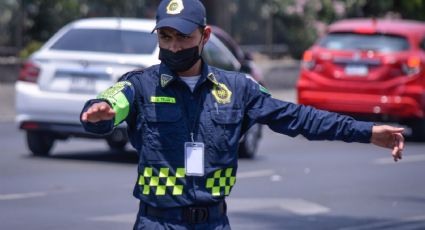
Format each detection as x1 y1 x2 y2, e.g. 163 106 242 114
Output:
183 90 205 176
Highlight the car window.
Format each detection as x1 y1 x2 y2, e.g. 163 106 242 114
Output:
203 35 241 71
50 28 157 54
319 32 409 52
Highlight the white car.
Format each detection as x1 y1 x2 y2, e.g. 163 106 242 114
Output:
15 17 261 158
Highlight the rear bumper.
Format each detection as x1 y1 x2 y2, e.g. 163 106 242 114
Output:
15 81 93 125
15 82 127 138
19 121 127 139
297 72 425 120
298 90 424 120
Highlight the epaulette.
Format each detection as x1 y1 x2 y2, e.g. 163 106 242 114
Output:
118 69 145 82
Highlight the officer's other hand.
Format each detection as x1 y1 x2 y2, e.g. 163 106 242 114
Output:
371 125 404 162
81 102 115 123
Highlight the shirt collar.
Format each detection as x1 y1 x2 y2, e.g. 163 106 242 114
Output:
159 59 217 88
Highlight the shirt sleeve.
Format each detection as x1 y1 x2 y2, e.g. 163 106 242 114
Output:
80 77 136 135
242 75 373 143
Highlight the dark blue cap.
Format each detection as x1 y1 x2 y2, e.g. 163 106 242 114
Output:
153 0 207 35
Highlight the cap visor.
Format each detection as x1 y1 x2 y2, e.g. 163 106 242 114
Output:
152 18 198 35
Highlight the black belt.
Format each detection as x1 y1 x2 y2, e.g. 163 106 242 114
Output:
142 200 226 224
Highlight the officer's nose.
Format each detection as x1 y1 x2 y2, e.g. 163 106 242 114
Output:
168 41 181 53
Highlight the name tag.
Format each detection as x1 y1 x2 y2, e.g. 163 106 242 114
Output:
184 142 205 176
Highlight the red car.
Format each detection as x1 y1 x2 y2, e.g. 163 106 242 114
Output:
297 18 425 141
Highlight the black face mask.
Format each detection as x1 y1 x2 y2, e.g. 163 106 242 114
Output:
159 46 201 72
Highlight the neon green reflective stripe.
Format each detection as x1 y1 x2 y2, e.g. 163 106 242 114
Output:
159 168 169 177
149 176 160 186
156 186 166 195
173 185 183 195
176 168 185 178
150 96 176 104
108 92 129 126
144 167 153 177
97 81 132 126
212 187 221 196
138 167 185 196
166 177 176 186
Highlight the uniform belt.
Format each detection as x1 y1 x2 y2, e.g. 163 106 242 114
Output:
142 200 226 224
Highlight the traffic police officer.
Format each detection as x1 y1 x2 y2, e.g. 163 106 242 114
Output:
80 0 404 229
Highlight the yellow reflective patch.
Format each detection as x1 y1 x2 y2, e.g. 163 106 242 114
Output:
150 96 176 104
138 167 185 196
206 168 236 197
173 185 183 195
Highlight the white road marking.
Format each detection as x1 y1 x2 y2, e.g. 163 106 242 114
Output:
237 169 275 179
89 213 135 223
0 191 47 201
374 154 425 165
338 215 425 230
227 198 330 215
90 198 330 223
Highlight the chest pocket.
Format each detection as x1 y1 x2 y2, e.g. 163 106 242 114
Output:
208 108 243 153
142 104 186 151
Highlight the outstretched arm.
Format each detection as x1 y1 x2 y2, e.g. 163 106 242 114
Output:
80 79 135 135
371 125 404 162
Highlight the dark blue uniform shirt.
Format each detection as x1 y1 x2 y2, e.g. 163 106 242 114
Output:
81 61 373 208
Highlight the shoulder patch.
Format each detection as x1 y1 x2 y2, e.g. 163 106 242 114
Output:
161 74 174 88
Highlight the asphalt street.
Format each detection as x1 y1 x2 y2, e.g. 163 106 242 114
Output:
1 83 425 229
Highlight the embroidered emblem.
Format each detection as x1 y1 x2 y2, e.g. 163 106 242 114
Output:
212 83 232 104
161 74 174 88
166 0 184 15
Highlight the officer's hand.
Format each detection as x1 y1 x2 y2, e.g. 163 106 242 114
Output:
371 125 404 162
81 102 115 123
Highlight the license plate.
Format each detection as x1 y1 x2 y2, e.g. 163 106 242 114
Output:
344 65 368 76
69 76 96 93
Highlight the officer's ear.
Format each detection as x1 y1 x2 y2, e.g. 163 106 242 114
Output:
200 26 211 46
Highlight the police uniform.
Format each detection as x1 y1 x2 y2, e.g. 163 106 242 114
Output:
80 0 374 229
81 61 373 229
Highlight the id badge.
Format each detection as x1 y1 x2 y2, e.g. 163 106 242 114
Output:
184 142 205 176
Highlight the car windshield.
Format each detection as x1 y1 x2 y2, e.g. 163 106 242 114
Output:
319 32 409 52
50 28 157 54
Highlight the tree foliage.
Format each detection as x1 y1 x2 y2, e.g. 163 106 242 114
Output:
1 0 425 58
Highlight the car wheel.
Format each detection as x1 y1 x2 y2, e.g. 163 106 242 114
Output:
26 131 55 156
408 119 425 142
238 124 262 159
106 129 128 150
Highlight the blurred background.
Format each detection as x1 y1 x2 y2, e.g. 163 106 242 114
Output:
2 0 425 63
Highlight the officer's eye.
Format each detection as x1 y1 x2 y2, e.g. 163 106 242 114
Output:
160 35 171 40
177 33 191 39
159 32 172 40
